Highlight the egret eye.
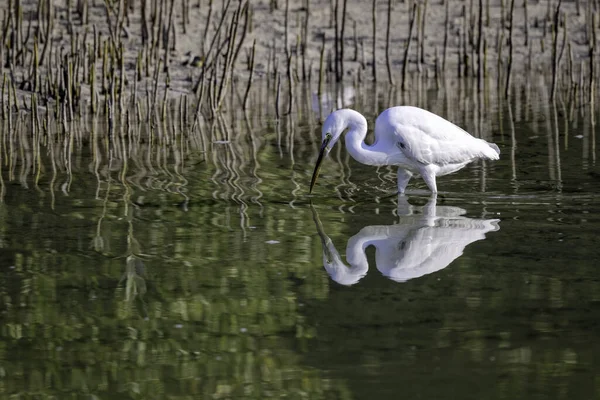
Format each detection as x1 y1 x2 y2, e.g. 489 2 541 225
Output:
399 142 405 149
325 132 332 139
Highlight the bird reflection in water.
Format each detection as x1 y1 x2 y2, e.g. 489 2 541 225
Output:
311 196 500 285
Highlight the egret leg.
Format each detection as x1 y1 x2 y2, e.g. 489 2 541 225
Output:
397 169 413 194
420 167 438 193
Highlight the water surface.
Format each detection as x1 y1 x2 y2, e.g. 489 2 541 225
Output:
0 83 599 399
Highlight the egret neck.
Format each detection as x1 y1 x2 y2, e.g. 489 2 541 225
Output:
337 109 395 167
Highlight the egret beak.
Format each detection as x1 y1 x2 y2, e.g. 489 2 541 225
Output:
309 136 332 193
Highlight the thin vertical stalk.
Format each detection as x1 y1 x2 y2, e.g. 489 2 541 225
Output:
318 37 325 97
372 0 377 81
353 20 358 61
385 0 394 85
419 0 427 72
442 0 449 72
286 50 293 115
39 0 53 66
164 0 176 72
524 0 529 46
504 0 515 97
333 0 339 81
303 0 309 80
202 0 213 57
339 0 347 81
275 73 281 120
181 0 187 34
477 0 483 91
243 39 256 109
284 0 290 58
550 0 563 102
589 13 596 126
402 3 418 91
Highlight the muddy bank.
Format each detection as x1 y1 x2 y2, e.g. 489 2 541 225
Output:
1 0 598 110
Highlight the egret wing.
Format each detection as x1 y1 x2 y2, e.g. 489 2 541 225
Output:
393 122 492 166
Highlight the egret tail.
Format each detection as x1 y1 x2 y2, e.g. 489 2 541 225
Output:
488 142 500 156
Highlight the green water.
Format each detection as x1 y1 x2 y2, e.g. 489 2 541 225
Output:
0 85 599 399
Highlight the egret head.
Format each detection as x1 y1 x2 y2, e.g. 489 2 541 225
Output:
309 112 347 193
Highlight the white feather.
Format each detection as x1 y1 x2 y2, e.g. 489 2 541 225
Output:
378 106 500 166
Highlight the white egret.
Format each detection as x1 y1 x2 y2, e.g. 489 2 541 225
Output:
309 106 500 194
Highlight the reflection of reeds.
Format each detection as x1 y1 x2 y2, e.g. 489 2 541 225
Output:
0 72 597 250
